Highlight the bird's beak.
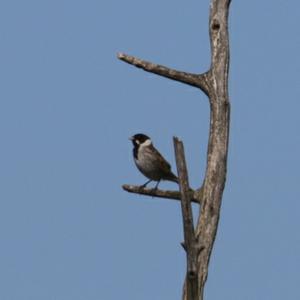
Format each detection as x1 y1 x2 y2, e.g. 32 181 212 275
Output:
129 136 134 141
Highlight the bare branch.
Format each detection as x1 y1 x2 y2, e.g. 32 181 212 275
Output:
118 52 210 96
122 184 200 204
174 137 199 300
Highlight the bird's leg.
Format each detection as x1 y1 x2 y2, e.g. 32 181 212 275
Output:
140 179 152 188
154 180 161 190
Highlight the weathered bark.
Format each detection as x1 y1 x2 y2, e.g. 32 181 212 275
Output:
119 0 231 299
193 1 231 298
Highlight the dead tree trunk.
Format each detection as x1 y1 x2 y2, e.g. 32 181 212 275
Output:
119 0 231 299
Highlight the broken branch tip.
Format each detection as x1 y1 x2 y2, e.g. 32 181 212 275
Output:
117 52 126 59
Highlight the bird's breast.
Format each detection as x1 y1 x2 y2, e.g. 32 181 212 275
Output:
134 148 162 181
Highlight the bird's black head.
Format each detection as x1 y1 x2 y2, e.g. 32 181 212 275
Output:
130 133 152 159
130 133 151 147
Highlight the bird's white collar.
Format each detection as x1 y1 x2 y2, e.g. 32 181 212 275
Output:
140 139 152 147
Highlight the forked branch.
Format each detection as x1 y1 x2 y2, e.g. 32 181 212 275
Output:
119 0 231 299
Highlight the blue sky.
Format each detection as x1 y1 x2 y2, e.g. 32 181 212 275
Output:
0 0 300 299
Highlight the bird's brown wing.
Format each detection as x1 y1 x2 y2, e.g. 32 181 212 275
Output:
148 145 178 182
148 144 171 170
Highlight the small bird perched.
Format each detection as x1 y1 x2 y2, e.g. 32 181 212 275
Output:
130 133 178 189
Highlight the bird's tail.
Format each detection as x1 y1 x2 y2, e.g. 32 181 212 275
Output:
168 172 179 184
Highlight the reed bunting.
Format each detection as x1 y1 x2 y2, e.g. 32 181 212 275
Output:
130 133 178 188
